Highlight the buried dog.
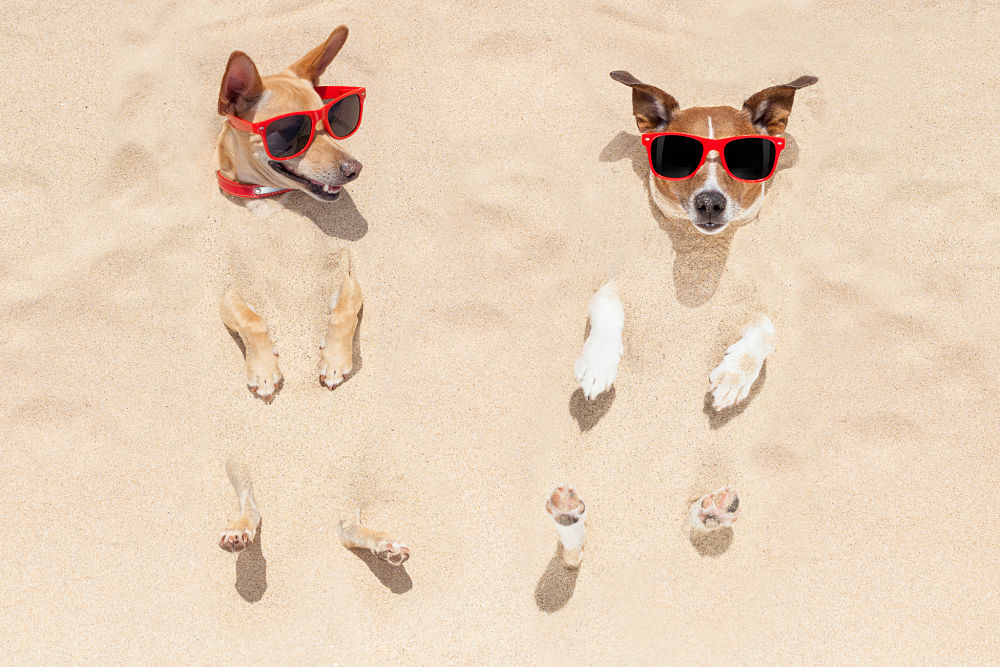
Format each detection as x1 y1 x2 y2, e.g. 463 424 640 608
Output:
574 72 817 411
214 28 365 399
215 25 364 214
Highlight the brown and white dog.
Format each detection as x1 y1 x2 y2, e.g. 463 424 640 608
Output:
215 26 362 216
574 72 817 411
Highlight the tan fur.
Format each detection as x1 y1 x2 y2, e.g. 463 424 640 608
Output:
219 289 282 401
318 251 363 388
338 509 410 566
219 457 261 552
215 27 361 200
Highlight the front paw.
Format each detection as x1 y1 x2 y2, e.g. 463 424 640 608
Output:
246 347 282 402
574 335 622 400
709 340 768 411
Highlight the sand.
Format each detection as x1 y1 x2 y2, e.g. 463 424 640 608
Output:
2 0 999 662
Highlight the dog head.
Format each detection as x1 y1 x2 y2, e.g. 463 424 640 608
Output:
611 71 816 235
216 27 361 201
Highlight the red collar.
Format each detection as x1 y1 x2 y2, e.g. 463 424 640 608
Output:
216 170 292 199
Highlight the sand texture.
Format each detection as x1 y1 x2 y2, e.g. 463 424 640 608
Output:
2 0 999 663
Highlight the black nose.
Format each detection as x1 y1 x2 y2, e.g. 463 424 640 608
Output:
693 190 727 217
340 159 362 181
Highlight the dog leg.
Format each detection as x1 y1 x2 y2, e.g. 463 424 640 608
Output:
219 289 283 402
574 280 624 400
337 510 410 566
709 313 775 411
546 484 587 568
318 254 363 389
219 457 261 552
689 486 740 532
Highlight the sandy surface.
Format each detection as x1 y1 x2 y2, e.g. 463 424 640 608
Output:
2 0 999 662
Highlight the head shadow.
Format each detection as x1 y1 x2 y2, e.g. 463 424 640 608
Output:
599 131 801 308
235 523 267 602
534 545 580 612
282 189 368 241
688 526 734 557
703 361 767 429
347 547 413 594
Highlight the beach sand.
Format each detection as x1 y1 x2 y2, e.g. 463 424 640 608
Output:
2 0 998 662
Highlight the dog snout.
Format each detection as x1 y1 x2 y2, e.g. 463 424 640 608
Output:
340 159 362 181
693 190 727 218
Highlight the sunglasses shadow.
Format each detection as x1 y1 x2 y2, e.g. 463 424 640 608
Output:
282 188 369 241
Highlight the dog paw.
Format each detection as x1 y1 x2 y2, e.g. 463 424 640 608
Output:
708 316 774 411
574 335 622 400
318 341 352 389
546 484 586 525
246 346 282 402
373 539 411 566
689 486 740 532
219 517 254 553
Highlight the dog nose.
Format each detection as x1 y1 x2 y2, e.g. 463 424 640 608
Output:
340 159 362 181
694 190 727 217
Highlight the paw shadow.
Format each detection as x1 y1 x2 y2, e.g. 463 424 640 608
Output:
235 524 267 602
283 189 368 241
347 547 413 594
534 545 579 612
688 526 734 557
225 327 283 403
703 362 767 429
569 387 615 432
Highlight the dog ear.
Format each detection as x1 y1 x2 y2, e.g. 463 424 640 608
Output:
218 51 264 117
742 75 818 135
610 71 679 133
288 26 349 85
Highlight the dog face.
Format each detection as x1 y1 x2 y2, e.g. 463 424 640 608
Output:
611 71 817 235
216 27 361 201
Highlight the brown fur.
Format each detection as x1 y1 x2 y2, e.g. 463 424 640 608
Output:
611 71 817 234
215 27 362 201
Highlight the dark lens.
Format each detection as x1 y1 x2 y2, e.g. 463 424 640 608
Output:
723 138 776 181
649 135 704 179
264 114 312 158
327 94 361 138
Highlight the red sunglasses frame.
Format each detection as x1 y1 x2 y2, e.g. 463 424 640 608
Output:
227 86 366 161
641 132 784 183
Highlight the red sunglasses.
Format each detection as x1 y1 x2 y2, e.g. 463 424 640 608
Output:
641 132 784 183
227 86 366 161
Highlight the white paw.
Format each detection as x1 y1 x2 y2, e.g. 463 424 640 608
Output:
574 334 622 400
708 316 774 411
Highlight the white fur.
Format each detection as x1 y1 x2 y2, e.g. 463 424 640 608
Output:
708 314 775 411
574 280 625 399
553 512 586 551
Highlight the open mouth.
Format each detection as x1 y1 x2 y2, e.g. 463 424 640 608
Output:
267 161 343 201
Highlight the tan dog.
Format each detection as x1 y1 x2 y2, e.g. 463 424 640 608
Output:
215 26 362 215
338 509 410 566
219 457 261 553
220 250 361 400
575 73 816 412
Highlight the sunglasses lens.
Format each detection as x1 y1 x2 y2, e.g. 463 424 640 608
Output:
649 135 704 179
264 114 313 158
723 138 777 181
327 94 361 138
